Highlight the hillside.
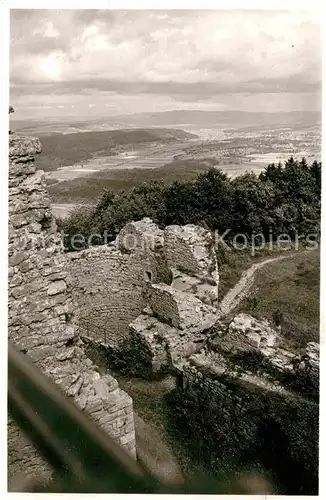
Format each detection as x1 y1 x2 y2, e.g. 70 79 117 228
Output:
237 249 320 349
110 110 322 128
32 128 197 172
58 156 321 350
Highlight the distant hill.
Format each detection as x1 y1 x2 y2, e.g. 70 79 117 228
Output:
11 109 321 137
31 128 197 172
113 110 321 128
10 119 137 136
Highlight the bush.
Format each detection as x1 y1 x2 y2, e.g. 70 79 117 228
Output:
169 372 318 494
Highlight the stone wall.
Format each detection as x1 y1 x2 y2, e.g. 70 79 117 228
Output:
122 239 219 379
68 218 218 349
8 136 136 488
164 224 217 279
145 284 217 333
68 245 147 347
67 218 173 347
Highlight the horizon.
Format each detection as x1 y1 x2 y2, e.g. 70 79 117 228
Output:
10 108 322 125
10 9 321 121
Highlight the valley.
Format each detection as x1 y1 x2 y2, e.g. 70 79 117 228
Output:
11 111 321 219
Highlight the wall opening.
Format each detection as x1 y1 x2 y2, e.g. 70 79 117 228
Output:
145 271 152 282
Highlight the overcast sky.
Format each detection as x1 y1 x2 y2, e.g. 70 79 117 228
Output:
10 9 321 120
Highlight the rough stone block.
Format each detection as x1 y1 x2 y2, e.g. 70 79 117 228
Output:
146 283 217 333
247 332 261 348
27 345 56 362
119 430 135 446
117 218 164 253
164 224 217 278
9 136 42 160
86 395 104 414
93 379 110 399
47 280 67 296
9 252 28 267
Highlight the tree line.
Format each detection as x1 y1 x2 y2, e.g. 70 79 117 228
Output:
59 157 321 251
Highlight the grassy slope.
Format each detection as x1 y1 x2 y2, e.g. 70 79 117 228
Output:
217 245 300 300
114 376 220 483
232 249 320 349
48 160 212 203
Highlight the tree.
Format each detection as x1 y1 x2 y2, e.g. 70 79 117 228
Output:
259 162 283 184
194 168 234 230
60 206 100 251
163 180 199 226
258 158 320 238
61 157 322 252
310 160 321 197
93 188 116 228
100 181 168 235
230 173 275 237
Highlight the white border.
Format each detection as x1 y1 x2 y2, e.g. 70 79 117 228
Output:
0 0 325 10
1 2 324 500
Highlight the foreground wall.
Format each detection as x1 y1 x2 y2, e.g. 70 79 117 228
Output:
8 136 136 487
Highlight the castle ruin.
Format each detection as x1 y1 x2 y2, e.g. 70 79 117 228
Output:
8 135 319 493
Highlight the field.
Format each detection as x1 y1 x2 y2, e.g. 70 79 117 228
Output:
11 113 321 215
33 127 196 172
48 159 218 204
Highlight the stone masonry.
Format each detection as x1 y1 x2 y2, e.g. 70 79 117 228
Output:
123 221 219 378
8 136 136 487
68 218 218 349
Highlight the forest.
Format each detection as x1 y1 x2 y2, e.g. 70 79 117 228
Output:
59 157 321 252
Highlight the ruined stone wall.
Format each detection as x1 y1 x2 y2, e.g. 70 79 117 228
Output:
68 219 218 349
8 136 136 487
126 300 319 494
167 314 319 495
164 224 217 280
145 284 217 333
68 246 147 347
67 219 172 347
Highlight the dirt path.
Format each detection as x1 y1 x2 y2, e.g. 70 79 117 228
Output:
218 250 310 318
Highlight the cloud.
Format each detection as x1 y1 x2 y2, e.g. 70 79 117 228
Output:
9 9 321 118
32 20 60 38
